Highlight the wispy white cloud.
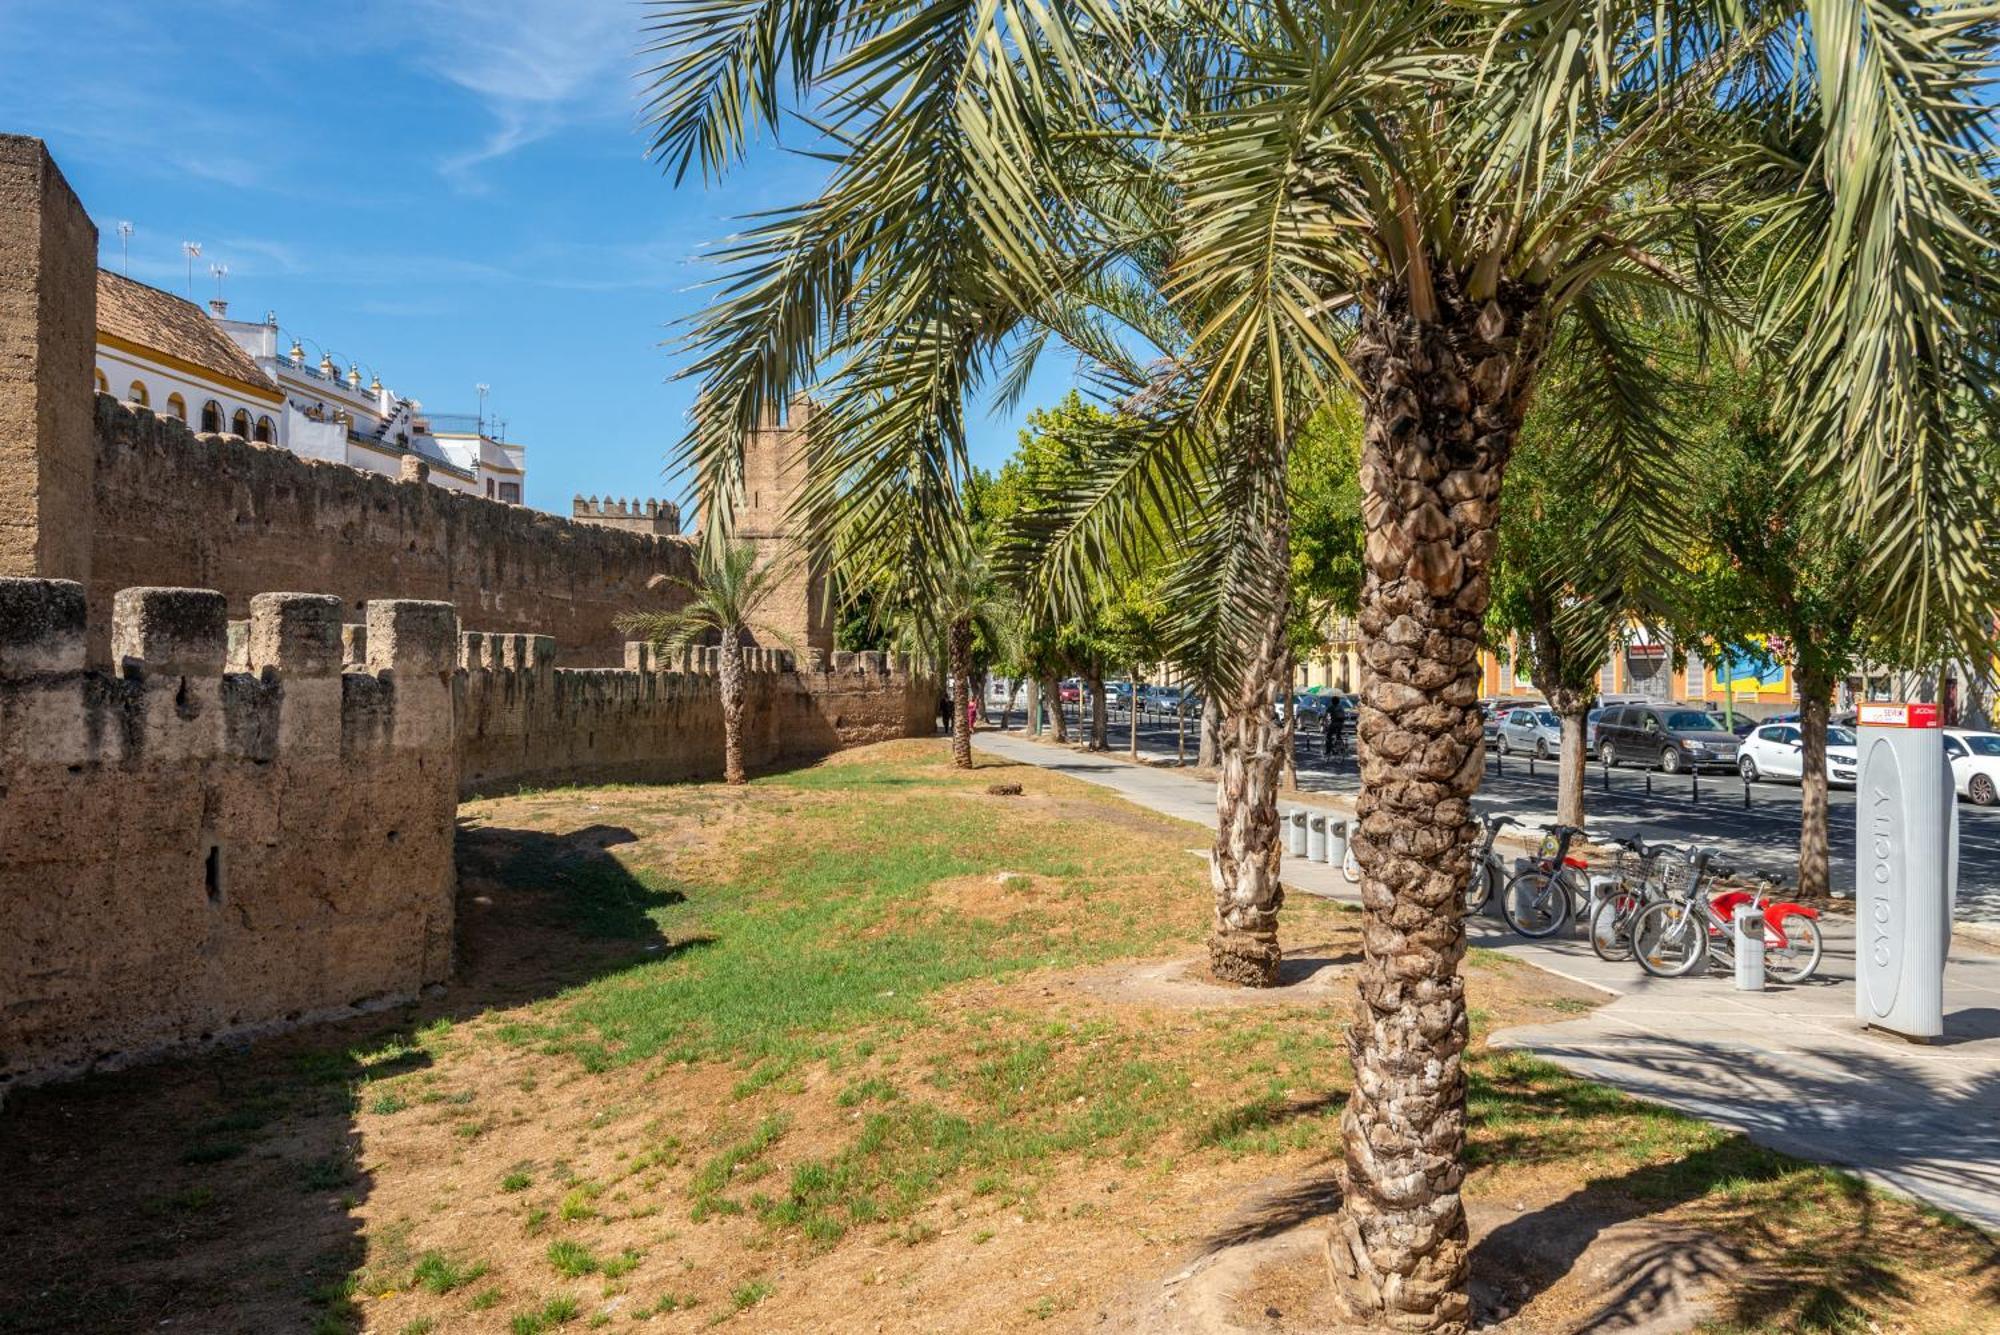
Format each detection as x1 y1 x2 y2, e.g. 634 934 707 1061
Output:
376 0 641 186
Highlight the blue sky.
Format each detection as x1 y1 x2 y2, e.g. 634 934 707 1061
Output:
0 0 1075 513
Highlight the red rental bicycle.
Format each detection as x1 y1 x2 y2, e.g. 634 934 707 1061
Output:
1630 852 1824 982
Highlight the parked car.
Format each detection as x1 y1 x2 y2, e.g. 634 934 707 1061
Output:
1143 684 1187 712
1274 691 1331 726
1737 722 1859 786
1943 728 2000 805
1585 706 1608 749
1596 704 1742 773
1479 697 1537 742
1058 679 1081 704
1496 707 1563 757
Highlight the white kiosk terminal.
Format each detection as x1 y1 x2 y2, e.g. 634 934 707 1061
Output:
1853 702 1957 1041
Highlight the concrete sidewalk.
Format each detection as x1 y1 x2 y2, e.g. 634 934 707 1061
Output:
974 729 2000 1233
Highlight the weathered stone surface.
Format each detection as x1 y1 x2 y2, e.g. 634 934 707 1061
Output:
0 576 83 676
83 396 695 666
247 593 342 676
111 586 227 676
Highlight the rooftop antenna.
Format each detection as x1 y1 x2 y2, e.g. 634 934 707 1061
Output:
181 241 202 297
116 221 133 276
210 262 228 300
476 382 490 436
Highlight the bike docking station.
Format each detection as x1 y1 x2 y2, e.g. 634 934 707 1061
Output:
1854 702 1959 1042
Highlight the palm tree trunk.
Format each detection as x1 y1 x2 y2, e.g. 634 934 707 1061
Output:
1797 668 1833 896
949 619 974 769
1209 617 1290 986
719 634 748 785
1327 281 1543 1334
1208 422 1293 988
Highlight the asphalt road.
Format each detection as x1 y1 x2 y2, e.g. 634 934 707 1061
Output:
1000 701 2000 927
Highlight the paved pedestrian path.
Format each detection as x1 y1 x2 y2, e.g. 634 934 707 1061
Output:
974 729 2000 1233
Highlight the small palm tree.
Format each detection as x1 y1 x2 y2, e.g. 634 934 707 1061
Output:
620 541 792 786
922 550 1015 769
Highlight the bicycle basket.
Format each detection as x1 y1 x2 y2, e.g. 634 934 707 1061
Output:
1612 847 1658 882
1659 857 1696 896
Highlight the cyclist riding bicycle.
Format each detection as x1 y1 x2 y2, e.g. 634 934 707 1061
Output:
1322 694 1348 758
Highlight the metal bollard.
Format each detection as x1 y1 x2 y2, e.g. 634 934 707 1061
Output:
1742 777 1752 809
1645 772 1653 797
1528 755 1536 779
1287 808 1308 857
1307 813 1328 863
1690 770 1699 803
1602 758 1611 792
1733 903 1766 991
1328 817 1350 871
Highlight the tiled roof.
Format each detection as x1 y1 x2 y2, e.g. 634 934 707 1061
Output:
97 270 277 395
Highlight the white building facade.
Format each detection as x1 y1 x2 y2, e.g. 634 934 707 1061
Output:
93 271 528 503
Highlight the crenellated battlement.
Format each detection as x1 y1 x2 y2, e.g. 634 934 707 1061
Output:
571 494 683 537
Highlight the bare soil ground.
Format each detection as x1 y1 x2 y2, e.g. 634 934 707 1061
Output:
0 741 1991 1335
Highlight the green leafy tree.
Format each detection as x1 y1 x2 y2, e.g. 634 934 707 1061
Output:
619 540 792 786
1681 373 1886 897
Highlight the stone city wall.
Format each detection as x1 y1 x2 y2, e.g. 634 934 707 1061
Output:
0 576 934 1088
0 580 460 1088
85 395 695 667
456 638 935 797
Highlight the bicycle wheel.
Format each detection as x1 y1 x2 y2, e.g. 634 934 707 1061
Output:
1588 894 1639 962
1501 869 1571 938
1462 861 1492 915
1766 913 1824 984
1631 900 1708 978
1342 843 1361 884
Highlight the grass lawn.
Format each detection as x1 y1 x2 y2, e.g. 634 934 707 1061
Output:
0 740 1991 1334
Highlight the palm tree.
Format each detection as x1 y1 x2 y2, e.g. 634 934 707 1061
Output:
642 4 2000 1329
619 540 792 786
929 549 1014 769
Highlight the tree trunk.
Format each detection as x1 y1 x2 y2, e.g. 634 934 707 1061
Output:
1004 678 1020 730
1046 675 1068 743
1797 670 1833 897
949 620 974 770
1177 700 1188 765
719 633 748 785
1025 678 1041 738
1089 673 1108 751
1198 698 1219 768
1208 419 1293 988
1328 280 1543 1334
1130 677 1141 759
1550 692 1590 828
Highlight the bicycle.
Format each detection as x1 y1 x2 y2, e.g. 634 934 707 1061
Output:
1586 835 1684 962
1629 856 1825 982
1340 818 1361 883
1462 812 1517 915
1500 824 1589 938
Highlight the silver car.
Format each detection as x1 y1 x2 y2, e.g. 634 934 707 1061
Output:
1496 707 1562 758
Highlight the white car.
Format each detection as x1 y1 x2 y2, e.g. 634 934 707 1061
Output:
1496 707 1562 758
1943 728 2000 805
1736 723 1858 786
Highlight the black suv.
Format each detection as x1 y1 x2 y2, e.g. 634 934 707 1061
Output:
1596 704 1741 773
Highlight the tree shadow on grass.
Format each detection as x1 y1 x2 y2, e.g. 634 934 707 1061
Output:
1469 1044 2000 1331
0 819 685 1334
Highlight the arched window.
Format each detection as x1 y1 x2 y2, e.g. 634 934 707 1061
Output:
200 399 222 433
165 393 187 423
127 380 149 407
254 415 275 443
94 368 108 395
230 408 251 437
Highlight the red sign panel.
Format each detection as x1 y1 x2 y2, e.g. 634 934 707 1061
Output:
1857 702 1941 729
